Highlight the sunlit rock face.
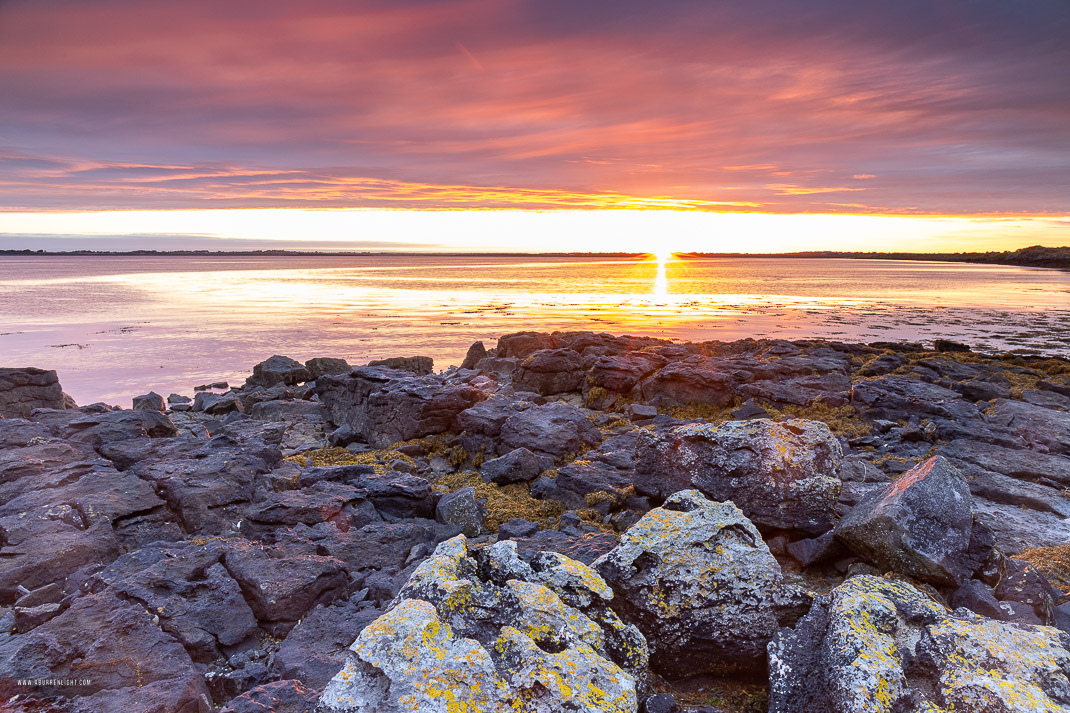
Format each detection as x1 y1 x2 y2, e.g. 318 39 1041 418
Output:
593 490 810 679
835 455 993 587
634 418 843 534
319 535 646 713
768 575 1070 713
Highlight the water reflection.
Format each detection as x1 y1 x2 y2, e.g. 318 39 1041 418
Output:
653 253 669 299
1 254 1068 404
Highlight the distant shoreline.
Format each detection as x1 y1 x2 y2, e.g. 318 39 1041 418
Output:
0 245 1067 269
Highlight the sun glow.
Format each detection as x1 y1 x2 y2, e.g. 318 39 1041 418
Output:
0 208 1066 253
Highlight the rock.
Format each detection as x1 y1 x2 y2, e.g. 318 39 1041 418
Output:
499 518 540 539
435 486 485 537
248 399 329 422
271 603 381 689
594 490 808 679
96 542 260 662
222 539 348 624
587 353 667 396
0 592 211 713
850 375 981 423
246 355 311 388
0 367 67 417
168 393 192 404
934 338 972 352
496 331 556 358
986 398 1070 454
995 558 1060 624
499 401 603 459
366 355 433 375
938 438 1070 486
481 447 542 484
768 575 1070 713
13 602 61 632
626 403 658 420
835 456 991 587
327 424 361 447
139 408 178 437
305 357 351 380
973 499 1070 554
460 341 487 370
193 390 244 414
132 390 165 411
950 578 1005 620
312 521 438 573
634 419 842 534
320 536 644 712
220 680 319 713
785 531 845 568
638 359 735 407
730 399 770 419
513 348 586 395
316 367 483 448
643 693 679 713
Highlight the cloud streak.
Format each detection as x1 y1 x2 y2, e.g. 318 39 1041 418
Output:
0 0 1067 215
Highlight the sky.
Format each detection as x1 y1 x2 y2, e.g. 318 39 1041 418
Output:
1 0 1068 252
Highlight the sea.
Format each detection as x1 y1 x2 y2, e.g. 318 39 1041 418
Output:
1 254 1068 406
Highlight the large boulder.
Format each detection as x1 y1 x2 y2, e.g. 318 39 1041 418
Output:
512 348 586 395
304 356 351 380
315 367 484 448
835 456 992 587
320 536 645 713
594 490 808 679
0 367 67 417
768 575 1070 713
246 355 311 388
499 402 603 460
634 419 842 534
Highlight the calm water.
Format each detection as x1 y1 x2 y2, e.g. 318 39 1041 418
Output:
1 254 1068 405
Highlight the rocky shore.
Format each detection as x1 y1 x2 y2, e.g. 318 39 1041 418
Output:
1 331 1069 712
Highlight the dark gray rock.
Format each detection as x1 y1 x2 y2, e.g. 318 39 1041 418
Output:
222 539 348 624
366 355 433 375
785 531 845 568
305 356 351 380
499 402 602 459
638 358 735 407
0 367 67 418
634 419 842 534
220 680 319 713
995 558 1060 624
498 518 539 539
950 578 1005 619
480 447 542 484
835 456 991 587
435 487 485 537
460 341 487 370
246 355 311 387
139 408 178 437
986 398 1070 454
316 367 483 448
495 331 556 358
248 399 329 422
625 403 658 420
0 592 211 713
644 693 679 713
512 348 586 395
132 391 166 411
271 603 380 689
938 438 1070 486
193 390 244 414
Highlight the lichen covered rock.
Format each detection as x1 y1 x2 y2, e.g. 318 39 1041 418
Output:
593 490 809 679
634 418 842 534
768 574 1070 713
320 536 645 712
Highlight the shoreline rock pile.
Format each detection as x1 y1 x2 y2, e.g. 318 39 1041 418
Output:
1 331 1068 712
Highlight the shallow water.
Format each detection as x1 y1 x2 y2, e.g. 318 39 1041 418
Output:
1 254 1068 405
